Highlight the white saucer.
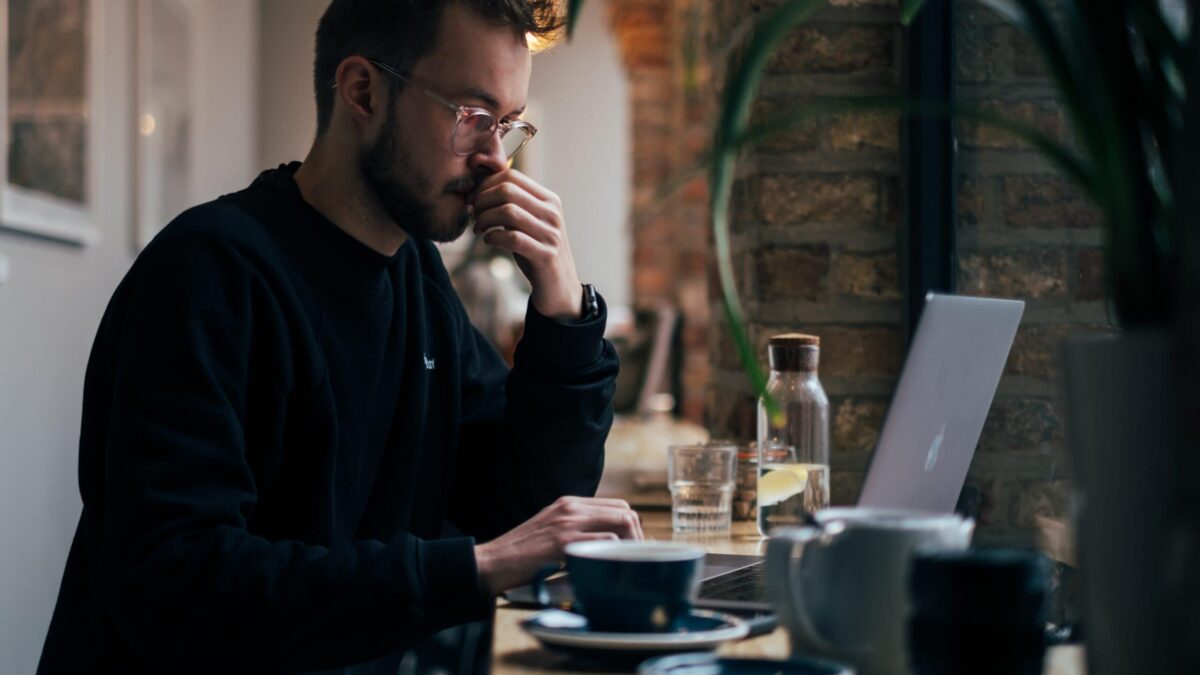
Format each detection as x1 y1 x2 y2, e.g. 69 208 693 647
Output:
521 608 749 655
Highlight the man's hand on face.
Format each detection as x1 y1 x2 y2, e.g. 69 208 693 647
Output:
473 496 644 596
470 169 584 321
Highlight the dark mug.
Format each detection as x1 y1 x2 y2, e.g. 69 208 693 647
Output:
909 548 1051 675
542 540 705 633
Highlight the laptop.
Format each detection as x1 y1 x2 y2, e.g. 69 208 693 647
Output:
506 293 1025 619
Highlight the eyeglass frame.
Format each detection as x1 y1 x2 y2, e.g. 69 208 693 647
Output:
329 58 537 162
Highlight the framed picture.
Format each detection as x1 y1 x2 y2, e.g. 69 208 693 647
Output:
0 0 102 246
135 0 194 249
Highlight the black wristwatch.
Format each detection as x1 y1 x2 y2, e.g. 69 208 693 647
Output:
580 283 600 321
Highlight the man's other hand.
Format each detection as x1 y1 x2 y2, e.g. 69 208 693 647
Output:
473 496 644 596
470 169 583 321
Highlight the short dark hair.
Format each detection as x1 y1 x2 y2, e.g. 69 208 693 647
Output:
313 0 563 134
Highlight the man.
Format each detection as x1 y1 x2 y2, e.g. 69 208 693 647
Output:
38 0 641 672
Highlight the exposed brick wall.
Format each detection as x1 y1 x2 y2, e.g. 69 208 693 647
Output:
954 0 1111 543
706 0 906 511
608 0 715 422
612 0 1107 542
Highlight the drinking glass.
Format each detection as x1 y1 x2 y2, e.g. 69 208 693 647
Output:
667 444 737 534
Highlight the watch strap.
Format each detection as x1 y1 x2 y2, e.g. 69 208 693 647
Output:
580 283 600 320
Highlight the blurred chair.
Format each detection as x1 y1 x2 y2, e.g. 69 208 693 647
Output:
599 304 708 505
609 304 682 416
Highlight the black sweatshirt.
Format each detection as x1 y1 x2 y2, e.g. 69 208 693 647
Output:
37 163 618 674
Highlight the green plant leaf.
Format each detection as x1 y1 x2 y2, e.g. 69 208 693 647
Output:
566 0 584 40
900 0 931 26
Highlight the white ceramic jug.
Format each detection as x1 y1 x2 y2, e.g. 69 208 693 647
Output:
766 508 975 675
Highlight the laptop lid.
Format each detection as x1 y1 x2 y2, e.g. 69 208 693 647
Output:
857 293 1024 513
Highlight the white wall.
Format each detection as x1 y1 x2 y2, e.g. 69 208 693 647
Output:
258 0 328 166
0 2 258 671
528 0 631 308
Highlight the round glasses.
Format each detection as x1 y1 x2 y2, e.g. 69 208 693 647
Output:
369 59 537 161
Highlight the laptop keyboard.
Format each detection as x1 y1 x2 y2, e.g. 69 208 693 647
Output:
698 561 767 604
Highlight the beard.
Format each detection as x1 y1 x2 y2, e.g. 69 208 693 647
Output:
360 98 477 243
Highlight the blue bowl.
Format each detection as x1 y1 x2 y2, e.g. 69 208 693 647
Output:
564 541 705 633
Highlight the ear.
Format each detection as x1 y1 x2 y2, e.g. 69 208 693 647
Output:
333 56 384 127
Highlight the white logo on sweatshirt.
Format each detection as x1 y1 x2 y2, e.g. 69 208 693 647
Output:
423 354 436 370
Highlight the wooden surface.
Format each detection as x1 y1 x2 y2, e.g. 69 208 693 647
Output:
491 511 1085 674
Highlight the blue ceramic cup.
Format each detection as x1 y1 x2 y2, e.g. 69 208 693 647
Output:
560 540 706 633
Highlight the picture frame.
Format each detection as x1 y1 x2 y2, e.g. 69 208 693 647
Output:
135 0 195 250
0 0 102 246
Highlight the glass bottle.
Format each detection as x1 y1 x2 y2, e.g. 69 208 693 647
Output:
757 333 830 536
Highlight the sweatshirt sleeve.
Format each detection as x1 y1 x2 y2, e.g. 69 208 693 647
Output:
448 291 620 541
95 229 489 672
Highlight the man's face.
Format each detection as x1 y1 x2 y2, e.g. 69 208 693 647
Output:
360 4 532 243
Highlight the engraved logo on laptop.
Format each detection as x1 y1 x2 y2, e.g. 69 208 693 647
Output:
423 354 436 370
924 423 946 472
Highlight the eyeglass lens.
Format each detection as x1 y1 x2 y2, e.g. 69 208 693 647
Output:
452 111 529 159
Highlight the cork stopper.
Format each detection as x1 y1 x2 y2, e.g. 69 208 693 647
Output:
768 333 820 372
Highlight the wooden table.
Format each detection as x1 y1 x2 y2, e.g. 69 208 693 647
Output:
491 511 1085 674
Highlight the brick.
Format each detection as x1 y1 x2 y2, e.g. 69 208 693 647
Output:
957 175 986 226
1006 325 1062 380
831 470 865 507
769 25 895 74
820 325 904 377
958 1 1008 29
682 319 709 352
679 278 710 323
680 250 709 279
958 99 1065 150
881 176 901 229
833 250 901 300
634 266 671 298
713 316 757 371
1012 30 1051 79
832 397 889 453
1006 324 1093 380
957 24 1016 83
616 24 671 69
958 249 1069 300
955 477 997 527
979 398 1062 452
706 388 758 440
729 178 756 233
751 99 821 154
681 395 706 426
707 250 752 301
755 174 880 226
1002 176 1102 229
608 3 669 29
826 111 901 151
1011 478 1071 529
1076 248 1105 301
754 245 832 301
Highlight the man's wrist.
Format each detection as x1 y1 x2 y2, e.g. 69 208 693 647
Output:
532 282 585 322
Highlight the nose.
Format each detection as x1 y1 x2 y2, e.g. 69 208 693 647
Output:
467 131 507 176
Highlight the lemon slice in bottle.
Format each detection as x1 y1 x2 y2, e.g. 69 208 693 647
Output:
758 465 809 507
